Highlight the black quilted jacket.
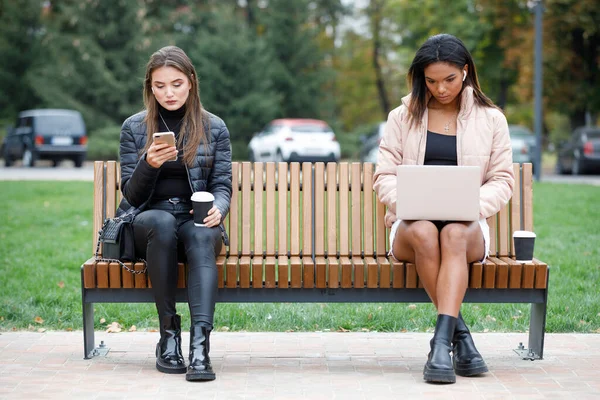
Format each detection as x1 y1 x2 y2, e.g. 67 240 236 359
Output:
117 110 232 224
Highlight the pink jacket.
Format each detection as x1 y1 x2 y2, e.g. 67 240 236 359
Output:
373 86 515 228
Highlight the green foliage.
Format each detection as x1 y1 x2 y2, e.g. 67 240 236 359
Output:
87 125 121 161
0 181 599 333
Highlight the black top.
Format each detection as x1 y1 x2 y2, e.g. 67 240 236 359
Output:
424 130 458 166
152 105 192 201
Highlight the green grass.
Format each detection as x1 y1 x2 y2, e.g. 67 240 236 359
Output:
0 181 598 333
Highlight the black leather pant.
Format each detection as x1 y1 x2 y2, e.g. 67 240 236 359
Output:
133 199 222 328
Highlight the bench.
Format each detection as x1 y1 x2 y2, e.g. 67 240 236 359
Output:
81 161 549 360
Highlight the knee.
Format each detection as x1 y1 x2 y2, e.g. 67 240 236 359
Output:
189 227 222 253
440 224 467 249
147 212 177 244
408 222 439 252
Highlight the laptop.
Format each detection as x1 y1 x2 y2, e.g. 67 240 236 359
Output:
396 165 480 221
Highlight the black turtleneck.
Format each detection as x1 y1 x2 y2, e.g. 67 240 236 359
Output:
152 105 192 202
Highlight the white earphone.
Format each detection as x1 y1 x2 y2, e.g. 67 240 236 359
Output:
463 71 467 82
151 87 155 94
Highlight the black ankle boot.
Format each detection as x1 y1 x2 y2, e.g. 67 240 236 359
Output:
186 324 216 381
155 314 186 374
424 314 457 383
452 312 488 376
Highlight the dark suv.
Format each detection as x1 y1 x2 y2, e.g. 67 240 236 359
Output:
3 109 87 167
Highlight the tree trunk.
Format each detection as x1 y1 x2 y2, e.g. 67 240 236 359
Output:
370 0 390 118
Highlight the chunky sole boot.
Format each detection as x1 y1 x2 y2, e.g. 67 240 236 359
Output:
453 313 489 377
186 324 216 381
423 314 457 384
156 315 186 374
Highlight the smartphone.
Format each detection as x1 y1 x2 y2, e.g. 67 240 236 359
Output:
153 131 177 162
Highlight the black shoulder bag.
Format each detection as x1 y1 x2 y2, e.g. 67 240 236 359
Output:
94 207 146 274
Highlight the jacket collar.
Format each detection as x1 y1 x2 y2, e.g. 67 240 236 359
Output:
401 86 476 123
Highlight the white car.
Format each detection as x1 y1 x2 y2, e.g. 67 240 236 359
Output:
248 119 341 162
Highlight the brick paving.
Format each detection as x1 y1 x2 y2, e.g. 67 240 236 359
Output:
0 331 599 399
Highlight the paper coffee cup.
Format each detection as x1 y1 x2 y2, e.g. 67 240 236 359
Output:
513 230 536 263
191 192 214 227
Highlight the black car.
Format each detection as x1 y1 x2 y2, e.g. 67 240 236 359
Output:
556 126 600 175
3 109 88 168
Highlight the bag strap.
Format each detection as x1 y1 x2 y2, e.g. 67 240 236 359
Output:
95 221 147 275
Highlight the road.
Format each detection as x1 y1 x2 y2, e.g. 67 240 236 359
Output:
0 161 599 185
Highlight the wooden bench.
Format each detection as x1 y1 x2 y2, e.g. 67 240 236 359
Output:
81 161 549 360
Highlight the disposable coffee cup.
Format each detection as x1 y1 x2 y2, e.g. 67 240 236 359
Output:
513 230 536 263
191 192 214 227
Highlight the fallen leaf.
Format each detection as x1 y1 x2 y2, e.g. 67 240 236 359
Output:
0 316 4 321
128 325 137 332
66 327 73 331
106 322 122 333
579 320 588 326
485 315 496 322
361 328 370 332
483 328 489 333
28 325 35 330
408 304 417 310
401 329 407 333
512 315 521 320
367 313 373 320
34 316 44 324
99 318 106 324
218 326 230 332
57 281 65 288
38 328 46 333
337 327 350 332
148 329 158 333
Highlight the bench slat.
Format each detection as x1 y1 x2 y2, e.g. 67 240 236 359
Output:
327 163 337 256
106 161 117 219
226 256 238 288
265 163 276 255
351 163 361 255
265 256 276 288
109 261 121 288
498 203 509 256
483 260 496 288
533 259 548 289
122 263 134 288
340 257 352 288
96 261 109 288
315 256 327 288
253 162 264 255
290 163 301 255
83 259 96 289
328 258 340 288
487 215 497 257
405 263 417 288
352 257 365 288
277 162 288 256
134 262 147 288
522 262 535 288
302 163 313 256
217 256 225 288
522 163 534 232
488 256 509 288
314 163 325 256
510 163 522 256
377 257 391 289
229 163 239 255
241 163 252 255
252 256 263 288
364 163 375 256
375 187 387 256
239 256 251 288
469 262 483 288
392 260 405 288
365 257 378 288
339 163 349 256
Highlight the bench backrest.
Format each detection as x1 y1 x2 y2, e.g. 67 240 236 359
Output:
93 161 534 260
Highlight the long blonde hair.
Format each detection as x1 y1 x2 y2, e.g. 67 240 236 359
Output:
142 46 207 167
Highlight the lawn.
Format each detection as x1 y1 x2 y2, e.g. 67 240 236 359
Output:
0 180 598 333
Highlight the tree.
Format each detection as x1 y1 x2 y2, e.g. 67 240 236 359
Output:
0 0 44 121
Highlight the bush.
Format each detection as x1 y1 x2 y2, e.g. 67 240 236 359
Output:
87 125 121 161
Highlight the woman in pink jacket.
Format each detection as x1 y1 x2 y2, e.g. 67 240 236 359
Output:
373 34 514 383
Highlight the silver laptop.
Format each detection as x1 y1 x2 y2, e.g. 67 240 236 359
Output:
396 165 480 221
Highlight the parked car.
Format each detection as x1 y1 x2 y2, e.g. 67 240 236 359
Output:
509 125 538 172
556 126 600 175
248 119 340 162
359 122 385 164
3 109 88 168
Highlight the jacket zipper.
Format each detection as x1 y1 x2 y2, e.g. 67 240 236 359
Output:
184 142 230 247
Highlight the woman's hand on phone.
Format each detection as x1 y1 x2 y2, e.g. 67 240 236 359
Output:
190 206 222 228
147 142 177 168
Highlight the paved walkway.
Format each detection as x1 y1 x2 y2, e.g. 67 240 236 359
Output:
1 331 599 399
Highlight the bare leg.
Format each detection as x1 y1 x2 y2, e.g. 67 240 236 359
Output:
436 222 484 317
392 220 441 307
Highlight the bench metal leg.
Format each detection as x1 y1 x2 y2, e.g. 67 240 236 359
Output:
82 297 95 359
528 299 547 359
